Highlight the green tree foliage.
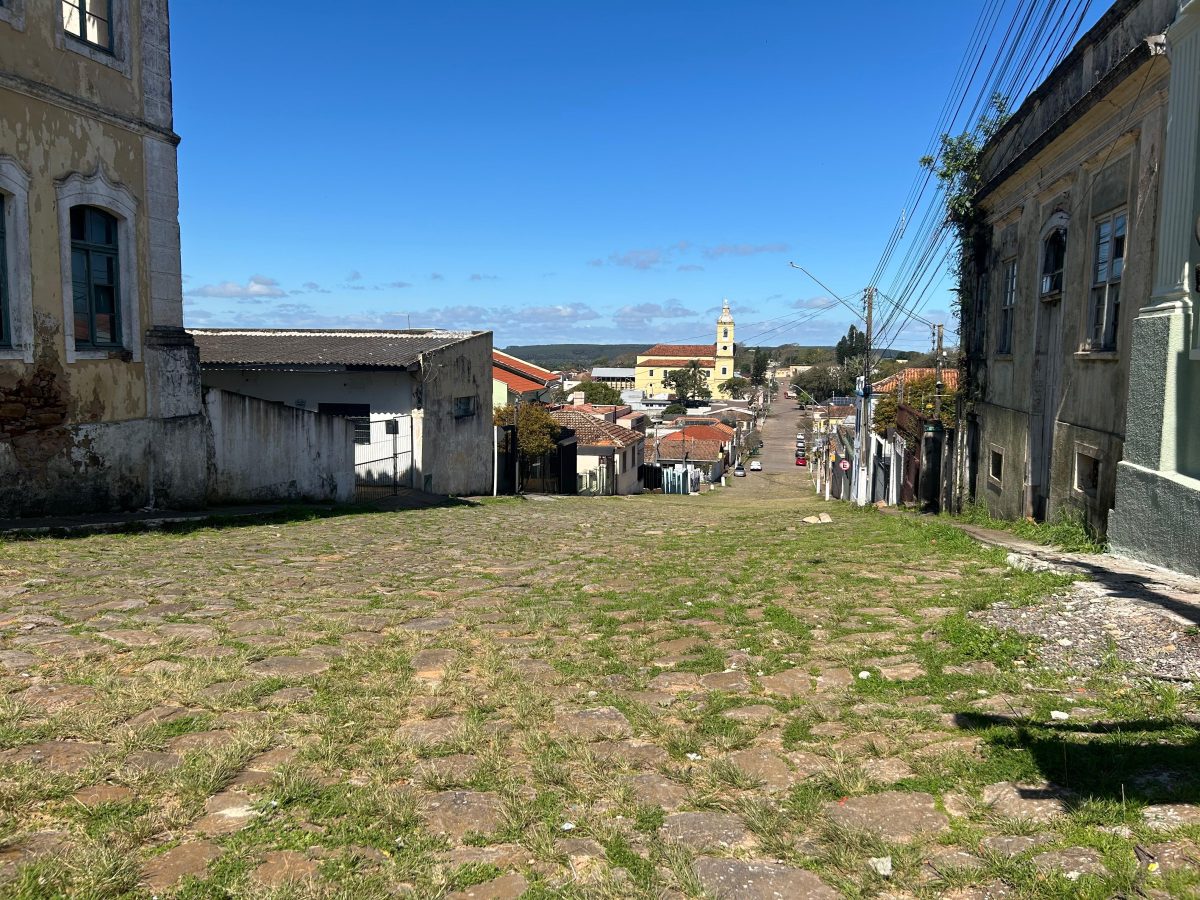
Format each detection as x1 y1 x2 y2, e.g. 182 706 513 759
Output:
556 380 622 405
835 325 868 365
719 376 750 399
873 372 958 437
750 349 770 386
664 361 712 405
662 403 687 417
921 94 1010 347
791 365 842 403
493 404 562 459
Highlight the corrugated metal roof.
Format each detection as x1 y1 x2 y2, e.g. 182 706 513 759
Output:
591 367 636 378
190 329 481 369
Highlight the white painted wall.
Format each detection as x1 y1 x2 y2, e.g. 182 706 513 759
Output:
203 388 354 504
200 369 415 417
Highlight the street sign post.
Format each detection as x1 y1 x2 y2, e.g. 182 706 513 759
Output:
839 459 851 472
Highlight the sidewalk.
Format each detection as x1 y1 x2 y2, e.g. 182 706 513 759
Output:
949 518 1200 619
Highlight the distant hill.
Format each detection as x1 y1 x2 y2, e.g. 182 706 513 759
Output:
500 344 646 370
500 342 917 372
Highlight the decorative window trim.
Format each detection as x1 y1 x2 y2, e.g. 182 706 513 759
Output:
0 0 26 32
0 156 33 363
56 169 141 363
1039 211 1070 299
55 0 130 77
1082 207 1127 354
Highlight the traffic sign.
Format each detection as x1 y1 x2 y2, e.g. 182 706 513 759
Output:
839 459 851 472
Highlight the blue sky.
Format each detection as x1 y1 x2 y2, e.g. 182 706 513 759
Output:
172 2 1100 351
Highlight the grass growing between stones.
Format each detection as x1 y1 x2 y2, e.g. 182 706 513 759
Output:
0 453 1194 897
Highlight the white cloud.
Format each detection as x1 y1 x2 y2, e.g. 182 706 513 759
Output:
187 275 287 300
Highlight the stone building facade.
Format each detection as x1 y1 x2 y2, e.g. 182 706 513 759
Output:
0 0 207 515
959 0 1175 536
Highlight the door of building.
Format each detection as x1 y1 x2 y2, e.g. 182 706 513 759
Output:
1028 297 1064 521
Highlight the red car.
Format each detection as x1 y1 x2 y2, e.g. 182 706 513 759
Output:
796 456 807 466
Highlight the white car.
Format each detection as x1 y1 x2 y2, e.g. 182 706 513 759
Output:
749 460 762 471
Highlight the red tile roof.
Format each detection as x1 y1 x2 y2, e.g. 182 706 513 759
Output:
872 367 960 394
654 436 723 462
493 350 559 383
638 358 716 368
673 424 734 442
493 367 548 395
640 344 716 358
549 409 644 449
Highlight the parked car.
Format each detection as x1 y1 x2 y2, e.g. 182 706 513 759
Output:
733 464 747 477
796 456 807 466
749 460 762 471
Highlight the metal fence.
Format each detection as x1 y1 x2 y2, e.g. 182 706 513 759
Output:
354 417 414 501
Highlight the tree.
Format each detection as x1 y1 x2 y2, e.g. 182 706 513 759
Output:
719 376 750 399
750 349 769 386
873 373 958 437
554 380 622 405
493 404 561 459
835 325 868 365
922 93 1010 357
663 360 712 405
792 365 848 403
661 403 687 417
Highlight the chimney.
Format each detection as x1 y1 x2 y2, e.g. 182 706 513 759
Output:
572 392 585 406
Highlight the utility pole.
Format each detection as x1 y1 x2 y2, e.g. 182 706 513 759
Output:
922 324 946 513
856 287 875 507
933 323 945 419
513 395 521 495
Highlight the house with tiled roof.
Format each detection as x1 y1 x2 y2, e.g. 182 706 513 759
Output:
191 328 494 497
492 351 561 408
634 301 739 400
871 367 960 397
548 409 645 495
651 434 726 481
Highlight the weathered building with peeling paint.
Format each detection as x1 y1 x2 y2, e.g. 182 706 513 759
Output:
0 0 208 515
959 0 1176 538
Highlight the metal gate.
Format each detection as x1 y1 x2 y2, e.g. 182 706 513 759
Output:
354 417 414 501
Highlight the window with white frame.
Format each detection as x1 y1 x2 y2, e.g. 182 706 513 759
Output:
56 170 140 363
997 259 1016 355
1088 210 1126 351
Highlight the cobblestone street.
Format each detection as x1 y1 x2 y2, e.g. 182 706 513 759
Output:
0 441 1197 898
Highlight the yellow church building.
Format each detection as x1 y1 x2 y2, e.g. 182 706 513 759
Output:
635 301 738 400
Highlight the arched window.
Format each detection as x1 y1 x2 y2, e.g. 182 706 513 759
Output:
722 328 728 339
1041 230 1065 294
70 205 120 348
